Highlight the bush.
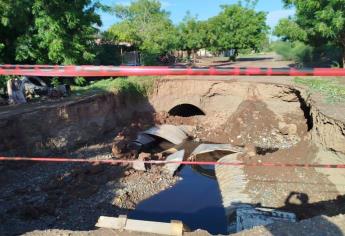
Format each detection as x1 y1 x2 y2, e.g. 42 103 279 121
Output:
71 76 157 97
293 42 313 66
74 77 87 86
51 77 61 87
312 44 343 67
271 41 313 67
271 41 341 67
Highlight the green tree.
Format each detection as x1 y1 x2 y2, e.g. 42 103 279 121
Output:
274 18 307 42
177 13 207 60
278 0 345 67
0 0 102 64
206 4 269 60
0 0 33 63
16 0 102 64
106 0 178 64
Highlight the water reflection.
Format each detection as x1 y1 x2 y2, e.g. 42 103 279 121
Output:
128 165 228 235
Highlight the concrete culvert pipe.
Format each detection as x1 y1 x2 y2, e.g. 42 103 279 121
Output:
168 104 205 117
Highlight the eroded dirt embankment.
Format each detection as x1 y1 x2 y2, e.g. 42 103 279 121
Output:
150 78 345 156
1 78 345 235
0 92 154 155
0 78 344 159
308 95 345 155
150 78 345 219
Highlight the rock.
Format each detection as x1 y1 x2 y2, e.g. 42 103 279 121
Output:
138 152 151 160
247 151 256 157
287 124 298 135
112 140 128 156
132 152 150 171
132 161 146 171
114 134 125 141
279 122 297 135
244 144 257 157
155 152 164 160
278 122 287 131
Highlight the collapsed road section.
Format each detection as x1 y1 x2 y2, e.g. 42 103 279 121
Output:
0 78 345 235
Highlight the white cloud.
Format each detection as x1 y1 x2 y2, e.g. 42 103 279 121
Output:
267 9 295 29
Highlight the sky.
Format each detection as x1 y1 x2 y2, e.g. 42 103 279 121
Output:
99 0 295 32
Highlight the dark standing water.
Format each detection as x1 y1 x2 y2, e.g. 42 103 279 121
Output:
128 165 228 235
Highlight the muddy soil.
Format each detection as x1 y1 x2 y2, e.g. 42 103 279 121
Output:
0 101 307 235
1 73 345 235
6 102 345 235
0 114 178 236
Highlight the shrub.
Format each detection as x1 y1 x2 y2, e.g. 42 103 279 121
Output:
271 41 313 67
74 77 87 86
272 41 341 67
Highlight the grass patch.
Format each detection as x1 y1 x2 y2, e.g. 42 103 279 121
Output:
294 77 345 103
71 76 158 97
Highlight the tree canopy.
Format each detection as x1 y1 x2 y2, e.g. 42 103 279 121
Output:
0 0 271 65
106 0 178 56
177 13 207 58
275 0 345 66
206 4 268 59
0 0 102 64
0 0 33 63
273 18 307 42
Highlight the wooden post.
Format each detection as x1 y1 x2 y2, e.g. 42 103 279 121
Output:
96 216 185 236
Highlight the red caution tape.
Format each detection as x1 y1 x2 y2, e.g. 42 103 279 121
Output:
1 156 345 169
1 65 345 77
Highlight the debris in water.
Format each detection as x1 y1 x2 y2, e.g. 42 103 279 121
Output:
191 143 243 158
164 150 185 176
142 125 187 145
